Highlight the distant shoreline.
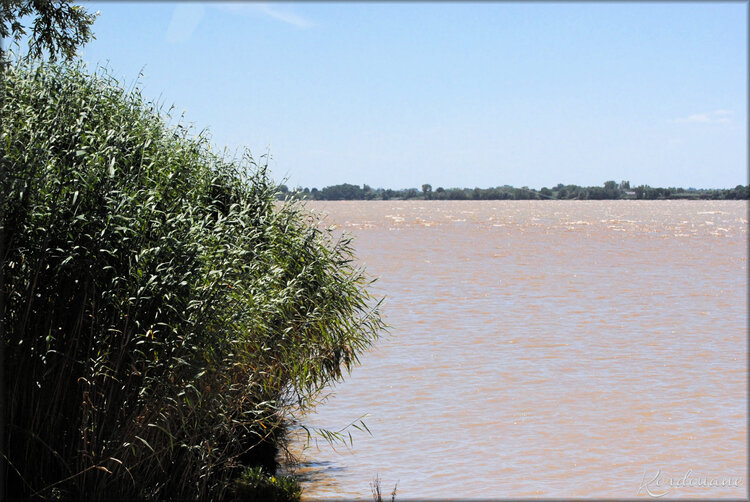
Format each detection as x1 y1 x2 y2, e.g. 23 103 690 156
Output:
278 182 749 201
300 198 748 201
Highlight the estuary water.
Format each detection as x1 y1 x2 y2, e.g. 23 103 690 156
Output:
288 200 747 500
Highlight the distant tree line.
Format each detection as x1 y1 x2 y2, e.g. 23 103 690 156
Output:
277 180 749 201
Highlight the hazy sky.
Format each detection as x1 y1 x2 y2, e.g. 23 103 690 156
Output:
78 2 746 189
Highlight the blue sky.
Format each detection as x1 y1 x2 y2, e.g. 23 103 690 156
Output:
74 2 746 189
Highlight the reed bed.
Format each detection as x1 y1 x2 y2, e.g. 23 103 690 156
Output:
1 58 383 500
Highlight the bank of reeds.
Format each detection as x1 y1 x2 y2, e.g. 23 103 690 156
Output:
1 58 383 500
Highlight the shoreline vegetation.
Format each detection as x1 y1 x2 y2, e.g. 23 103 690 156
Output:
2 57 384 500
279 182 749 201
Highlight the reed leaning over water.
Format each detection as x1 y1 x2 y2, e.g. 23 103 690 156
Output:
1 57 384 500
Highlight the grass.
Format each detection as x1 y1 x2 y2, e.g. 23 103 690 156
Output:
230 466 301 502
1 56 384 500
371 475 398 502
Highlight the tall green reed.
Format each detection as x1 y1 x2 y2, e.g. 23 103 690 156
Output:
1 58 384 500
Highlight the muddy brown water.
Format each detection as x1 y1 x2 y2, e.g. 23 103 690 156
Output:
287 200 747 500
